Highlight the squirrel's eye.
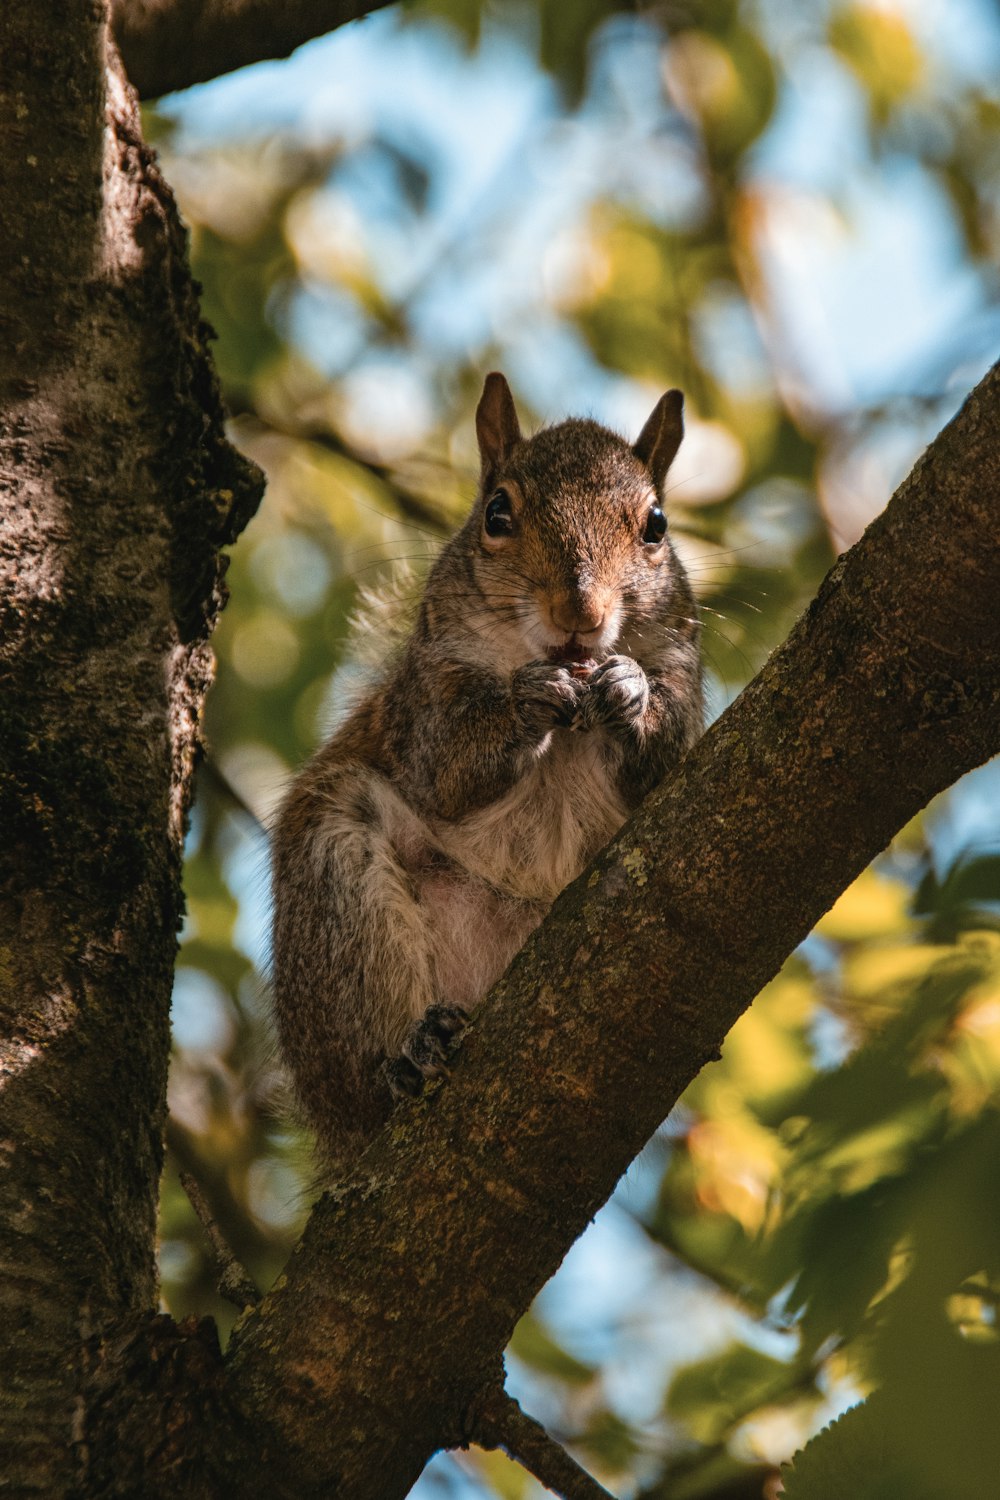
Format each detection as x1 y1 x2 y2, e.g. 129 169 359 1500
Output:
642 506 667 545
484 489 514 538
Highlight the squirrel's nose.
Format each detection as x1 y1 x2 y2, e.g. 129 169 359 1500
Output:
550 593 605 636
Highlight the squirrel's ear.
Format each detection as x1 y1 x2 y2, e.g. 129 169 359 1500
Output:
633 389 684 492
476 372 521 481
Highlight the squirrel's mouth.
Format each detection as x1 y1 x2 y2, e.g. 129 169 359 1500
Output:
546 640 598 668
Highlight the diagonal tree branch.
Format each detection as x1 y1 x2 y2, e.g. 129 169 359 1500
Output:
215 361 1000 1498
470 1386 620 1500
111 0 397 99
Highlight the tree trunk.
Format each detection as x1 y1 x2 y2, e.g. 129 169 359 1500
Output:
2 5 1000 1498
0 5 261 1492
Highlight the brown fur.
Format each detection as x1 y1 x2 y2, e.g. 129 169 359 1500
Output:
271 375 703 1168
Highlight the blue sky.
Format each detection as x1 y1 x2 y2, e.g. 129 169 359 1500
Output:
163 0 999 424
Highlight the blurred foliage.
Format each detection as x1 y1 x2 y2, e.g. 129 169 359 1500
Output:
148 0 1000 1493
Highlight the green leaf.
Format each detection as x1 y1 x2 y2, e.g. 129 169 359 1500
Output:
509 1311 596 1386
667 1343 803 1444
781 1396 913 1500
915 853 1000 939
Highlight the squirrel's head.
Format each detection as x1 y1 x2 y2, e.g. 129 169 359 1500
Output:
455 371 693 670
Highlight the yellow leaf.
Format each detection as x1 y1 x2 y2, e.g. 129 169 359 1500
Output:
844 943 947 1002
829 3 924 120
816 870 911 943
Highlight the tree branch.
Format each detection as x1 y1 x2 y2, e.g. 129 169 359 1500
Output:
228 405 456 535
219 363 1000 1499
179 1171 262 1310
111 0 397 99
471 1387 619 1500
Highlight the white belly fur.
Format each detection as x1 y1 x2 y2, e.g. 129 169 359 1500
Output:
436 728 627 901
369 728 626 1014
426 730 625 1007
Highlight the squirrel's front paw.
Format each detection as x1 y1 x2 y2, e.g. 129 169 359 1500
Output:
584 655 650 732
385 1003 469 1102
513 660 589 737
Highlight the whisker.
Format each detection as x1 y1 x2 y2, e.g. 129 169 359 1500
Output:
678 541 771 564
697 603 775 657
698 630 757 686
347 541 440 559
708 595 764 616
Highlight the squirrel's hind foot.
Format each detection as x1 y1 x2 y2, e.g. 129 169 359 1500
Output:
384 1004 469 1102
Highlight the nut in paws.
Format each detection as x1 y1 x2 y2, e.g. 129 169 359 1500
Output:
514 660 589 734
587 655 649 729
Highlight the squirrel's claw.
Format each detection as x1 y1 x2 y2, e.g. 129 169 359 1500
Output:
385 1004 469 1103
384 1055 428 1101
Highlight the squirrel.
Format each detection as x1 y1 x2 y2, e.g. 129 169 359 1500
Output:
270 373 703 1168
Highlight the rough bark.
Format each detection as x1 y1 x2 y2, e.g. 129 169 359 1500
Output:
3 4 1000 1497
110 0 396 99
219 361 1000 1498
0 4 262 1493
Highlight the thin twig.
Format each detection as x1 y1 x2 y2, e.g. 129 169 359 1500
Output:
178 1170 262 1310
470 1385 618 1500
200 757 268 840
227 403 455 536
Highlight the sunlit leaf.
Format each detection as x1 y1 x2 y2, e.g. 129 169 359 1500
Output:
828 4 924 124
816 870 911 944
